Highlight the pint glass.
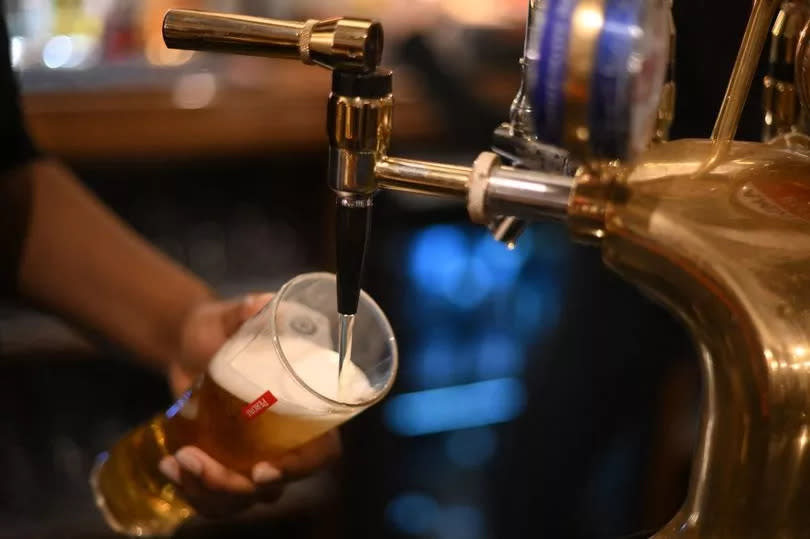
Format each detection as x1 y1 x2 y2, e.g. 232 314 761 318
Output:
90 273 398 536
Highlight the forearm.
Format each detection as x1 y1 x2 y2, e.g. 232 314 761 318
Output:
13 159 214 368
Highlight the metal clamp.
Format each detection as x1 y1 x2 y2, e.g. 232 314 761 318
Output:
468 152 502 224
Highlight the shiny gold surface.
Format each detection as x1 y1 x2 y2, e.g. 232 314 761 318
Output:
654 81 677 144
763 75 799 138
162 9 382 72
374 157 471 197
308 18 383 72
713 0 782 141
591 139 810 538
163 10 302 60
562 0 604 156
771 2 808 73
568 163 620 243
762 1 809 141
653 6 677 145
798 17 810 114
328 94 393 155
327 93 393 196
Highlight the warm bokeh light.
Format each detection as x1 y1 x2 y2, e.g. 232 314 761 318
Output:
144 35 193 66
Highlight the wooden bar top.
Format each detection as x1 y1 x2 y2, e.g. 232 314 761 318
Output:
20 60 443 161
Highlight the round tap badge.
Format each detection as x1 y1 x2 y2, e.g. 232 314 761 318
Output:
530 0 670 162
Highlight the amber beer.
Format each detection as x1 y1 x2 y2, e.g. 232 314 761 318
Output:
91 370 353 536
91 299 390 536
91 275 397 536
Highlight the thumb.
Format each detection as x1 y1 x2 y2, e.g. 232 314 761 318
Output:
180 293 276 374
242 292 275 319
220 293 274 337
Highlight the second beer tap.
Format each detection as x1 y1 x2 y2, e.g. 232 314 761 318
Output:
326 68 393 372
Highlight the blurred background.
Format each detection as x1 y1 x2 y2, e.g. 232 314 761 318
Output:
0 0 766 538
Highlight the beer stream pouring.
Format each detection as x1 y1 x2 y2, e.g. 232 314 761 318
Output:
161 1 810 538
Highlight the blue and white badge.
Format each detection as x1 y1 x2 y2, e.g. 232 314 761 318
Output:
530 0 669 162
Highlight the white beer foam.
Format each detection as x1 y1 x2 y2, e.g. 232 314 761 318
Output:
206 300 375 416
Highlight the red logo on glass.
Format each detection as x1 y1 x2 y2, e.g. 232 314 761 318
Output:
242 391 278 420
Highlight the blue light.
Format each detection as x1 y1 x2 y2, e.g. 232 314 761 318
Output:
165 401 183 419
512 279 562 338
472 235 530 289
530 225 572 264
435 505 485 539
385 492 439 535
408 225 469 296
412 335 462 388
165 392 190 419
444 427 497 468
384 378 527 436
460 255 496 307
408 225 498 309
475 332 525 379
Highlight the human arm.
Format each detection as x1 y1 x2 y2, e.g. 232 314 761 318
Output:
7 158 213 369
1 13 338 515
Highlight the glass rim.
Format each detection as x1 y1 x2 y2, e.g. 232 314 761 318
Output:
270 272 398 410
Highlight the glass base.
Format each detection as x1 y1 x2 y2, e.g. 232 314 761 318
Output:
90 451 189 537
90 452 134 536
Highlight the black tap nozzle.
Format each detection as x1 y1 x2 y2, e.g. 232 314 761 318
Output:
336 197 373 315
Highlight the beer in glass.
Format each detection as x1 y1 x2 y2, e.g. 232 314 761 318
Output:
90 273 398 536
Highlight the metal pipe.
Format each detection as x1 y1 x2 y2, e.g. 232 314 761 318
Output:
163 10 302 58
375 155 572 221
375 157 470 198
487 167 571 221
712 0 782 141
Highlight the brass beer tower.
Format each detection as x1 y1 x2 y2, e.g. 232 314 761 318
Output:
163 1 810 536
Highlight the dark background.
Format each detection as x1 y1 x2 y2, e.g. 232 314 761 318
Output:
0 1 769 538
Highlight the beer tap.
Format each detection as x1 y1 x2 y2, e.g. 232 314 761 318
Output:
163 1 810 536
164 9 388 350
326 67 392 367
162 8 575 319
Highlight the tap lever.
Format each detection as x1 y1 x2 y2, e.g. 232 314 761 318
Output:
336 197 372 316
163 9 383 72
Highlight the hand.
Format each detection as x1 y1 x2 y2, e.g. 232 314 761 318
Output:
168 293 274 395
159 294 342 518
158 430 341 518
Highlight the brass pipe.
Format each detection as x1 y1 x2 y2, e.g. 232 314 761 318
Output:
163 9 383 72
797 17 810 113
375 157 471 198
607 138 810 538
712 0 782 141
